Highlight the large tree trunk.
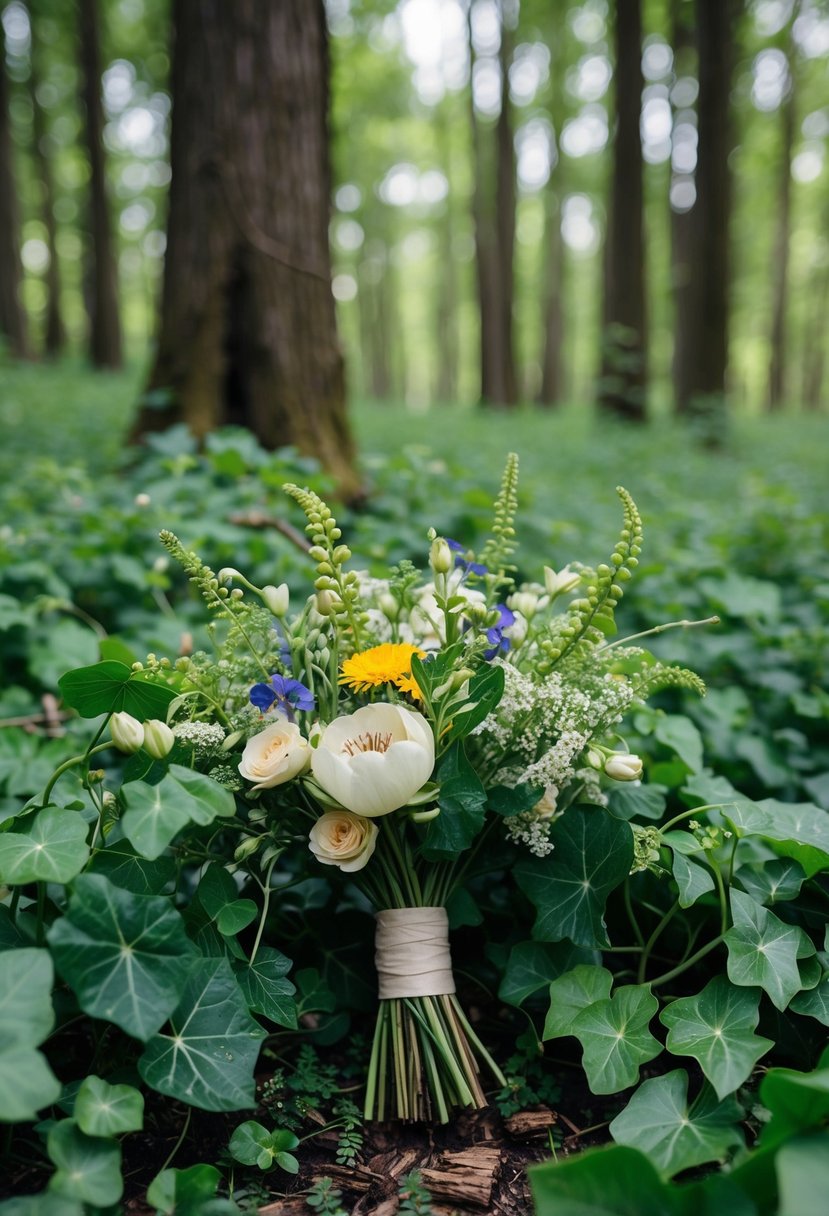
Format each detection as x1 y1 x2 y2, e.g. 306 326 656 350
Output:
28 0 64 356
78 0 122 368
802 259 829 411
676 0 736 434
132 0 357 496
598 0 647 421
538 0 568 409
767 10 799 412
434 104 458 405
494 1 517 407
0 14 29 358
468 2 501 406
669 0 694 412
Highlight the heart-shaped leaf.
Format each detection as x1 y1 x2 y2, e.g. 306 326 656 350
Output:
145 1164 234 1215
86 837 176 895
529 1143 684 1216
228 1121 299 1172
0 807 89 885
58 660 176 722
122 766 236 860
571 983 661 1094
736 859 806 906
660 977 774 1099
756 1061 829 1151
0 948 61 1123
499 941 598 1008
610 1070 744 1176
47 1119 123 1207
138 957 266 1111
544 964 613 1041
48 873 198 1040
515 806 633 948
790 974 829 1025
234 949 297 1028
725 889 815 1011
74 1076 144 1137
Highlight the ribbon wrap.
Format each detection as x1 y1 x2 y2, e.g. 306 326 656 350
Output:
375 906 456 999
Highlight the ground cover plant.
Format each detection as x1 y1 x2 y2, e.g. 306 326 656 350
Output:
1 367 828 1215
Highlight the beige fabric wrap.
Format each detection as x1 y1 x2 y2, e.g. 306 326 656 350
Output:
374 906 456 999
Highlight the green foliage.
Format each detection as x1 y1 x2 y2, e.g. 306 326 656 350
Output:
398 1170 433 1216
227 1121 299 1173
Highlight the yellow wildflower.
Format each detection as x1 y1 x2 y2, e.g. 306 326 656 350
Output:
340 643 425 699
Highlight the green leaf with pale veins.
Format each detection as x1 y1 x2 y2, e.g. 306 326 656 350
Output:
47 1119 123 1207
499 941 599 1008
514 806 633 948
721 800 829 878
48 873 198 1040
572 983 661 1094
58 659 176 722
543 964 613 1041
671 850 715 908
86 837 176 895
122 765 236 860
610 1070 744 1177
0 948 61 1122
725 889 815 1011
736 859 806 906
660 977 773 1099
138 957 266 1111
233 948 297 1028
790 973 829 1024
74 1076 144 1136
0 807 89 885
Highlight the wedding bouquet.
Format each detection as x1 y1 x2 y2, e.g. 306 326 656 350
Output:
136 454 704 1123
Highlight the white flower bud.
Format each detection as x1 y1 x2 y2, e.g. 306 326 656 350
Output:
604 753 644 782
143 719 176 760
217 567 241 585
429 537 453 575
508 591 540 619
261 583 290 616
379 593 399 621
110 712 144 754
134 492 151 508
315 589 336 616
544 565 581 597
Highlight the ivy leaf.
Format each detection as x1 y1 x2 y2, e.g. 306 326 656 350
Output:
487 782 545 818
514 806 633 948
48 873 198 1041
610 1071 744 1177
0 807 89 885
529 1143 685 1216
725 889 815 1011
58 660 176 722
145 1164 227 1216
86 837 176 895
138 957 266 1111
122 766 236 860
790 973 829 1025
0 949 61 1123
776 1134 829 1216
543 965 613 1041
654 715 704 773
47 1120 123 1207
499 941 599 1008
660 977 774 1099
757 1061 829 1151
74 1076 144 1137
671 850 715 908
721 799 829 878
607 783 667 822
571 983 662 1095
736 859 807 906
233 948 297 1029
422 740 487 858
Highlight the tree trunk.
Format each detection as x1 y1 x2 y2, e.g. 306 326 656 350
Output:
598 0 647 421
0 14 29 358
78 0 122 368
494 1 517 407
767 10 799 412
538 189 565 407
132 0 357 497
669 0 694 412
28 0 64 356
802 260 829 411
468 2 503 406
434 104 458 405
676 0 736 436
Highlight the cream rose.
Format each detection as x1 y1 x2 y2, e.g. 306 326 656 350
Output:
310 703 435 818
309 810 378 873
238 722 312 790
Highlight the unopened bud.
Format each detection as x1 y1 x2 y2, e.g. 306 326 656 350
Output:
316 589 336 616
379 593 399 620
217 567 241 585
509 591 540 619
604 753 643 782
234 836 262 862
544 565 581 597
143 719 176 760
110 711 144 754
221 729 245 752
261 583 289 616
430 537 453 575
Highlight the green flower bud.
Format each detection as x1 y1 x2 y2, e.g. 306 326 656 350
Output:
110 711 144 754
143 719 176 760
261 583 289 616
430 537 453 575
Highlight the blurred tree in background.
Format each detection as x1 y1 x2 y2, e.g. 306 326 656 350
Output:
1 0 827 475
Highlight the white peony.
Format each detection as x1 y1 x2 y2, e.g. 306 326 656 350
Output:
309 811 378 872
238 722 312 791
310 703 435 818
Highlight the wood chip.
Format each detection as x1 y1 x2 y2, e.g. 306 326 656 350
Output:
503 1108 558 1139
420 1145 502 1207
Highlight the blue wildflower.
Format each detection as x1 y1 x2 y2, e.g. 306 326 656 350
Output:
250 674 315 721
446 538 488 577
484 604 515 660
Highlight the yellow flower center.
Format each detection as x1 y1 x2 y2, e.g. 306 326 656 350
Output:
341 730 393 757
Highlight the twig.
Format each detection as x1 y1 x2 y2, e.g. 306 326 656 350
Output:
229 511 311 553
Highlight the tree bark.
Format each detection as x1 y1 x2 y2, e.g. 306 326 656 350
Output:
494 1 517 407
434 104 458 405
669 0 694 412
28 0 64 356
802 260 829 411
767 10 799 412
0 14 29 358
78 0 122 368
598 0 647 421
676 0 736 435
538 0 568 409
132 0 357 497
